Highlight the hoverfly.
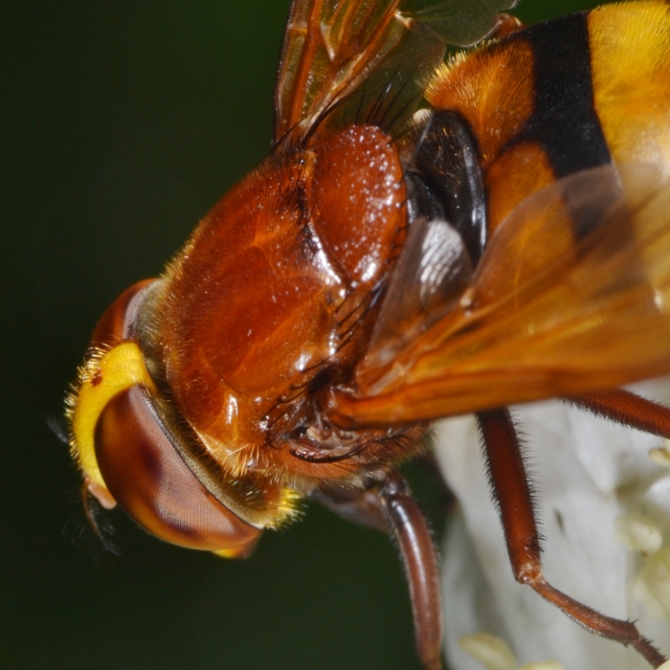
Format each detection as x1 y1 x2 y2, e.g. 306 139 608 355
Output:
67 0 670 668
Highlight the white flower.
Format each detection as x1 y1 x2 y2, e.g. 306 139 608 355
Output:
433 379 670 670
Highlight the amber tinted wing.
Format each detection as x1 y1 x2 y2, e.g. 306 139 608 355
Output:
329 165 670 425
273 0 517 142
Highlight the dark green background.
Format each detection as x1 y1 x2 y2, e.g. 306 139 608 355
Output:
2 1 610 668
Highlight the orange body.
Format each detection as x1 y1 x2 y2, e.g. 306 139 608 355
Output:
152 125 421 488
69 0 670 546
67 2 670 667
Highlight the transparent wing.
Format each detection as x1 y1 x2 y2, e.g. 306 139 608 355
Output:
328 164 670 425
410 0 519 47
273 0 518 142
365 215 474 368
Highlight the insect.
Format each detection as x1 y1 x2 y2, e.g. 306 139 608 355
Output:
66 0 670 668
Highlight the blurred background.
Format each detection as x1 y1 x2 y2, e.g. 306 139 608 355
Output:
2 0 611 668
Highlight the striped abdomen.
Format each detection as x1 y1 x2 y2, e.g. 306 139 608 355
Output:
419 1 670 247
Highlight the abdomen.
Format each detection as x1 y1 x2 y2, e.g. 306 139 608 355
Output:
425 1 670 236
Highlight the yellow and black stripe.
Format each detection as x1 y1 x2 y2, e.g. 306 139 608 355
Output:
516 14 610 183
418 0 670 247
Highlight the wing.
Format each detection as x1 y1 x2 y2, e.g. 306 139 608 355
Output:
412 0 520 47
273 0 518 142
327 164 670 425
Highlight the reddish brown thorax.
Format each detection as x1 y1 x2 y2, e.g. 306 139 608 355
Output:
145 124 422 484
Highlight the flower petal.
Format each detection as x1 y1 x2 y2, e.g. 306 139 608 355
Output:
435 381 670 669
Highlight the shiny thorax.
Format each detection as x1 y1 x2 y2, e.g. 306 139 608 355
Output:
68 2 670 668
69 121 431 542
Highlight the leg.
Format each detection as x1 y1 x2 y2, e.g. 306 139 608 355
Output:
309 484 389 533
476 408 667 669
380 470 443 670
312 474 444 670
310 453 455 534
568 389 670 438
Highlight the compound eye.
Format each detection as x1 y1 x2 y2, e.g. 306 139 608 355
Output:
95 384 261 557
70 280 264 557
